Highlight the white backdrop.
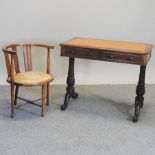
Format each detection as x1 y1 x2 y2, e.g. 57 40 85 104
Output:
0 0 155 85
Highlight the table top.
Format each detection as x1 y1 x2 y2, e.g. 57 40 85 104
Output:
60 37 153 55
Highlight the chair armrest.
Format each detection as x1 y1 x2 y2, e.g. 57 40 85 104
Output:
2 48 16 55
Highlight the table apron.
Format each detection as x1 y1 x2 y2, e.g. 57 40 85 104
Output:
61 46 148 65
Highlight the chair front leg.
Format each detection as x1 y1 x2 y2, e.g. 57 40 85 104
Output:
46 83 49 106
41 85 46 117
14 85 19 105
11 83 15 118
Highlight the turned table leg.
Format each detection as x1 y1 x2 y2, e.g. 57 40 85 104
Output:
61 57 78 111
133 65 146 122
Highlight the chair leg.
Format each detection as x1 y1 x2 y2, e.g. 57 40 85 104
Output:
41 85 46 117
46 83 49 106
14 86 19 105
10 83 15 118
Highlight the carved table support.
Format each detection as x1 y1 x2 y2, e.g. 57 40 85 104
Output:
133 65 146 122
61 57 78 110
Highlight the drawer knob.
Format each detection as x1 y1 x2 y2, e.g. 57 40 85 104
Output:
130 57 134 60
71 50 75 54
89 52 93 56
110 55 114 58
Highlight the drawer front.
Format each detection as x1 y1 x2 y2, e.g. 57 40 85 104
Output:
61 46 78 57
61 46 100 59
61 46 145 65
101 51 143 64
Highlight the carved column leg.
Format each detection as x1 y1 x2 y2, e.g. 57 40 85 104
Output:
61 57 78 111
133 65 146 122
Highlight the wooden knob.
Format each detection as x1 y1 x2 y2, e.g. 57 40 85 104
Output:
110 55 114 58
130 57 134 60
89 52 93 56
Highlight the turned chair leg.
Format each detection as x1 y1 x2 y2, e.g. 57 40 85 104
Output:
11 83 15 118
41 85 46 117
14 85 19 105
46 83 49 106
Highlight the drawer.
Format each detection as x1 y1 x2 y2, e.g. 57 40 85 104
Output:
79 48 100 59
61 46 100 59
61 46 144 64
61 46 77 57
101 51 142 64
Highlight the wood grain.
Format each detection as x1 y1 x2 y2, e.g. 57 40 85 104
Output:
60 37 153 54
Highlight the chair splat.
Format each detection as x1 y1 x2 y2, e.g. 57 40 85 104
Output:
23 45 32 72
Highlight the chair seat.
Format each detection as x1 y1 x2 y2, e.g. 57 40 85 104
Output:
7 71 54 86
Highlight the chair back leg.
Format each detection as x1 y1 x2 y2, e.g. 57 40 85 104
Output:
11 83 15 118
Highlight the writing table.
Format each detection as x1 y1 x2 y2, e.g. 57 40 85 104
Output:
60 37 153 122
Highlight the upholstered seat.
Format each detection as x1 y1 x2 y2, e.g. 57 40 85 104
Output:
7 72 54 86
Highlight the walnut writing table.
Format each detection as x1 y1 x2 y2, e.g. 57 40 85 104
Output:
60 37 153 122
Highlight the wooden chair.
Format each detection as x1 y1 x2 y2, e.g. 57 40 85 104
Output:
2 43 54 118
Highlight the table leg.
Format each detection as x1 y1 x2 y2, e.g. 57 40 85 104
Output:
133 65 146 122
61 57 78 111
